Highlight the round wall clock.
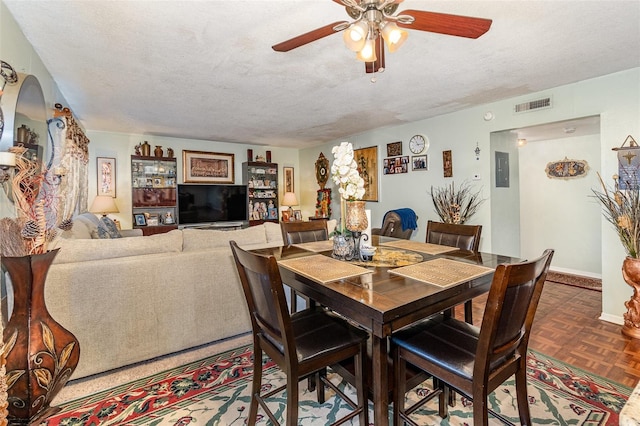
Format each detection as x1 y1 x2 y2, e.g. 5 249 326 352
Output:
315 152 330 189
409 134 428 154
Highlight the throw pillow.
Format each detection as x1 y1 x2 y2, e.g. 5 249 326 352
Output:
98 216 122 239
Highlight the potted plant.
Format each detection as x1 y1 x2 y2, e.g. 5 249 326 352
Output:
592 172 640 338
330 142 366 258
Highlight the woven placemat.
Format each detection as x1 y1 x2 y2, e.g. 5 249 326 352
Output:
292 240 334 253
389 258 494 287
278 254 373 284
380 240 459 255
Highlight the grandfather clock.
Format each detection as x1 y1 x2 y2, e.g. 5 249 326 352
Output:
314 153 331 219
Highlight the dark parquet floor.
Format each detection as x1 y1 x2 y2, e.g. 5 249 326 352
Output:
462 280 640 388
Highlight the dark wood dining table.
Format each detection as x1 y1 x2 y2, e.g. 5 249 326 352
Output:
252 236 518 426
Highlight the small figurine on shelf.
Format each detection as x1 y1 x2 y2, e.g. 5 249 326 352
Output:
255 155 266 162
134 142 142 156
167 148 175 158
268 200 277 219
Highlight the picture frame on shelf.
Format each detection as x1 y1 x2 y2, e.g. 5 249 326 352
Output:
283 166 294 193
134 213 147 226
183 150 235 184
293 210 302 221
147 214 159 226
412 155 428 171
282 210 291 222
353 146 378 201
97 157 116 197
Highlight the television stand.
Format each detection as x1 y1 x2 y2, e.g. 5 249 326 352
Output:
179 222 248 231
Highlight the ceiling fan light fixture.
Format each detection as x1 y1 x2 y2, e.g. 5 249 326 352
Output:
343 20 369 52
381 21 408 53
356 38 377 62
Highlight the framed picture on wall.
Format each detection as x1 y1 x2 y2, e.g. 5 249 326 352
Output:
183 150 235 183
387 141 402 157
354 146 379 201
283 166 294 193
412 155 428 171
443 150 453 177
97 157 116 197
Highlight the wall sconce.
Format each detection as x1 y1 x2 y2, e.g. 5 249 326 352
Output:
517 138 528 147
0 151 16 184
475 142 481 160
51 166 67 185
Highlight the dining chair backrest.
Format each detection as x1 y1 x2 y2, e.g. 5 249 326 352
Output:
426 220 482 252
476 248 554 376
229 240 293 360
281 219 329 245
373 211 413 240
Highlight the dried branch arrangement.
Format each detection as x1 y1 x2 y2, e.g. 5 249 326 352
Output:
0 146 64 256
430 181 486 225
592 172 640 258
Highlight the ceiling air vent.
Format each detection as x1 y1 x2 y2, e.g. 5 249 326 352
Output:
514 97 552 113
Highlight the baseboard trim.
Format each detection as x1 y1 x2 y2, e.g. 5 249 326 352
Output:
599 313 624 325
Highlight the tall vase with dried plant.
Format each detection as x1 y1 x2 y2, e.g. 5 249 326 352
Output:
593 172 640 337
0 146 79 424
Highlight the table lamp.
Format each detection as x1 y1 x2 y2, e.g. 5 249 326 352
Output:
89 195 119 218
282 192 298 221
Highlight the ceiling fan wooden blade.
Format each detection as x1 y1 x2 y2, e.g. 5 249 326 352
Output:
272 21 349 52
398 10 492 39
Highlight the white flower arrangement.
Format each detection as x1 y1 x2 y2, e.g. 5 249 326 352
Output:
331 142 365 201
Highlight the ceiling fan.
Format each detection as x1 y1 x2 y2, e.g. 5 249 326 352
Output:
272 0 492 74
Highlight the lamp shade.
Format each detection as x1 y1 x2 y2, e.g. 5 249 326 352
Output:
356 38 377 62
282 192 299 207
343 20 368 52
0 152 16 167
381 21 408 53
89 195 119 215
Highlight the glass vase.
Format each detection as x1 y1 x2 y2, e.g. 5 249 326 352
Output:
333 234 351 260
345 200 368 232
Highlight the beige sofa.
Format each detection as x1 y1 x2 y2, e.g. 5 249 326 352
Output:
47 221 283 379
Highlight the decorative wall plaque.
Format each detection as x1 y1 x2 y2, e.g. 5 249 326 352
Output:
545 157 589 180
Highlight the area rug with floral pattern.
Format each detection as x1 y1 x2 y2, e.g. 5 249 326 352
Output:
41 344 630 425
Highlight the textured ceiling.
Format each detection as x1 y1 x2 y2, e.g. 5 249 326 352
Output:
4 0 640 148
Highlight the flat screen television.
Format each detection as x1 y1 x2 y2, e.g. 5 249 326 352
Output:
177 184 248 226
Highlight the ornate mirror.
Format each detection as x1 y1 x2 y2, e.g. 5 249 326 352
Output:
0 73 48 167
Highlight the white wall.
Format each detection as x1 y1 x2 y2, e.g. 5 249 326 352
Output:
519 133 601 276
490 130 520 256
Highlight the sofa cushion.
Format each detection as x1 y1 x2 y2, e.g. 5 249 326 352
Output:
182 226 267 251
61 212 99 239
264 222 284 245
51 229 184 264
95 217 122 239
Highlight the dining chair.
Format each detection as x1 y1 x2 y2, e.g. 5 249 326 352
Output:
426 220 482 323
280 219 329 313
229 241 369 426
372 209 418 240
280 219 329 245
391 249 554 426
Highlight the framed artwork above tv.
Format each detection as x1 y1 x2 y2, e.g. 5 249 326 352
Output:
183 150 235 184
